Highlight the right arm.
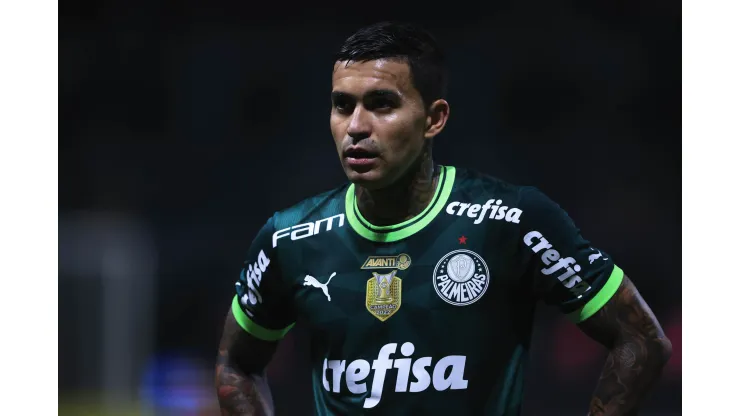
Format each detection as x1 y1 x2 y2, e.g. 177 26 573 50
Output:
216 215 296 415
216 308 279 416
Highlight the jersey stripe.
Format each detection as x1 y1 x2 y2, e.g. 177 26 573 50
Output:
345 165 457 242
353 166 447 232
231 295 294 341
567 265 624 323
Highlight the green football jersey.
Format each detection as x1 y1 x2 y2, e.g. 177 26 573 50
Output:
231 165 623 415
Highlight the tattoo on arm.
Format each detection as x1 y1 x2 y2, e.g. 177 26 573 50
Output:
215 309 277 416
578 275 672 416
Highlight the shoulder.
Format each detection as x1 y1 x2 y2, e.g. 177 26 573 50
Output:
448 166 530 210
448 166 568 225
272 183 349 227
267 182 350 246
451 166 529 200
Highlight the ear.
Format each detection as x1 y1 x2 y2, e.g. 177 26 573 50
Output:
424 99 450 139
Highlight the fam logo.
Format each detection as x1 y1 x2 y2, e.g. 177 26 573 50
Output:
361 254 411 322
272 213 345 247
433 250 490 306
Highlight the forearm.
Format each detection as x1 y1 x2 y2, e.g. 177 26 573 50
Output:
587 337 672 416
577 274 672 416
215 358 274 416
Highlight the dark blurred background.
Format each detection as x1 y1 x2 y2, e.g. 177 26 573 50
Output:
59 0 681 414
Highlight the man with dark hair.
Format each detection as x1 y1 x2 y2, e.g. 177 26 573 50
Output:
216 21 671 415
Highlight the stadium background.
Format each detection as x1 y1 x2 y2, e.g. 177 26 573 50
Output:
59 1 681 414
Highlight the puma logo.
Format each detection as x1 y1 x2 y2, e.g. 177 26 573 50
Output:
588 250 608 264
303 272 337 301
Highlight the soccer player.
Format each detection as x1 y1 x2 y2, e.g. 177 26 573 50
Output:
215 21 672 416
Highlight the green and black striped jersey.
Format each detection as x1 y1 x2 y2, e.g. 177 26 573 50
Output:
231 165 623 416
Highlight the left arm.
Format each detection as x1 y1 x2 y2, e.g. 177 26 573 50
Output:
516 187 672 415
577 274 672 416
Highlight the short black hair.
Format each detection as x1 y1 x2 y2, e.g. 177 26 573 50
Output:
334 21 448 108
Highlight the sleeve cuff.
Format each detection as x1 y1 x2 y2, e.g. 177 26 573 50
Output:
231 295 294 341
566 265 624 323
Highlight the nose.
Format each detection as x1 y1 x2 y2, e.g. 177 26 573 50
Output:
347 106 371 143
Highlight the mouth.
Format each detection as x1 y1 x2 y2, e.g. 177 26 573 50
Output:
344 147 379 168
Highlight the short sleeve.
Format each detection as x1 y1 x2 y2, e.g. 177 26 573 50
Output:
232 215 296 341
518 187 624 323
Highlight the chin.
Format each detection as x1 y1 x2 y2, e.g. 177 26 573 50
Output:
344 167 391 190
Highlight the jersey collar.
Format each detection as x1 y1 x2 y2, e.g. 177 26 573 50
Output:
345 165 456 243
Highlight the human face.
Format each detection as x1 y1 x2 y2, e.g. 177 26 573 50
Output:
330 59 429 190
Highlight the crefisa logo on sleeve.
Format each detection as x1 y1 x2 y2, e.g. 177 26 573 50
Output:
523 230 592 297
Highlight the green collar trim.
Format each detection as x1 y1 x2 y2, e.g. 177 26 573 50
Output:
345 165 456 243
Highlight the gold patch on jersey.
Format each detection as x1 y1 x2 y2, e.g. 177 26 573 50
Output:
361 253 411 271
366 270 402 322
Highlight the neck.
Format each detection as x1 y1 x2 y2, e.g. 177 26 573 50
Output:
355 143 439 226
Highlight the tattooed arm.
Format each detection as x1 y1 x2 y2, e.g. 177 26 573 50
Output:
215 308 279 416
516 187 672 414
577 274 672 416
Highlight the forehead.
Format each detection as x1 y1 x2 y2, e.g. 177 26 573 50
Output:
331 59 413 95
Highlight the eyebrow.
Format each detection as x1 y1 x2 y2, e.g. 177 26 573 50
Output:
331 89 401 101
330 91 351 101
364 89 400 100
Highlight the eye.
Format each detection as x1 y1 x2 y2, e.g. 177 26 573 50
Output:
368 98 397 113
375 99 393 109
332 97 354 114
